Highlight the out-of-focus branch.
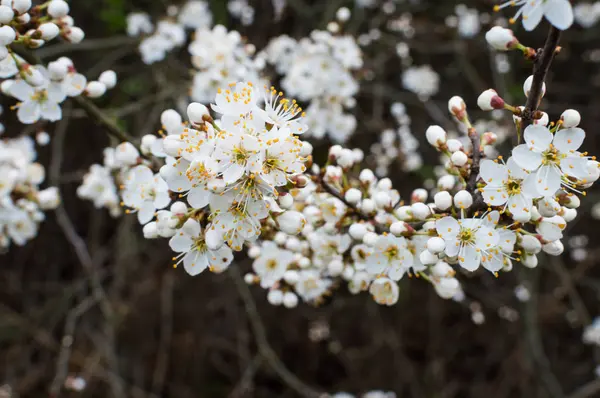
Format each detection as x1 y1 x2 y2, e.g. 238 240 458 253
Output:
228 266 323 398
36 36 138 59
521 26 561 132
467 127 481 193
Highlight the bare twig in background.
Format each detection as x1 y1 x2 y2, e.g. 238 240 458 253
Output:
227 355 263 398
36 36 138 59
49 297 98 397
567 379 600 398
228 266 323 398
150 272 175 398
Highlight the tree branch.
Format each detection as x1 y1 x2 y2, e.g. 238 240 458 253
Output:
521 26 561 131
228 266 323 398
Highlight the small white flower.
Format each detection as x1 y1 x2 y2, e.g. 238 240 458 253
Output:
512 124 590 196
169 219 234 275
122 166 171 224
364 234 413 280
495 0 574 31
369 277 399 306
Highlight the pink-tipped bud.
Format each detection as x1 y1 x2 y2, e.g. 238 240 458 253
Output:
477 89 505 111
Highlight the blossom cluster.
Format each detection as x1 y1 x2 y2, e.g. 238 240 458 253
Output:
261 30 362 143
0 135 59 249
0 0 117 124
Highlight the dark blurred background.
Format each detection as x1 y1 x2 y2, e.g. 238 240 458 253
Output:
2 0 600 397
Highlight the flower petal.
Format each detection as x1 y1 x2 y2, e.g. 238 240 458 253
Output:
436 217 460 239
512 144 543 171
183 250 209 276
535 165 561 196
458 245 481 272
544 0 574 30
524 125 553 152
553 127 585 153
480 159 508 186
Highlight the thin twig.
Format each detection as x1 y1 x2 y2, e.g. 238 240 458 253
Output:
521 26 561 132
228 266 323 398
49 296 98 397
567 379 600 398
150 272 174 398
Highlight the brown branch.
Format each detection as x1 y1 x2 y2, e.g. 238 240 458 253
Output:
467 127 481 193
521 26 561 132
228 266 323 398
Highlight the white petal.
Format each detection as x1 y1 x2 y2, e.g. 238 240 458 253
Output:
222 163 245 184
479 159 508 186
535 165 561 196
522 174 541 198
544 0 574 30
482 186 508 206
458 245 481 272
137 201 155 224
9 80 34 101
40 101 62 122
183 251 209 276
17 101 41 124
560 156 589 180
445 240 460 257
522 2 545 31
153 190 171 209
436 217 460 239
537 222 563 242
507 194 531 219
507 157 528 180
524 125 553 152
553 127 585 153
512 144 543 171
187 186 210 208
169 234 193 252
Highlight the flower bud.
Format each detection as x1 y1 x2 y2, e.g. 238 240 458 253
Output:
170 201 187 216
477 88 505 111
434 277 460 299
451 151 468 167
187 102 210 124
419 250 439 265
267 289 283 306
542 240 564 256
411 188 428 203
390 221 407 236
276 211 306 235
38 23 59 40
448 96 466 120
538 196 560 217
523 75 546 98
561 207 577 222
0 5 13 24
37 187 60 209
143 222 158 239
533 111 549 126
520 235 542 254
85 81 107 98
442 140 459 154
98 70 117 89
48 60 69 80
349 223 368 240
410 202 430 220
13 0 31 14
140 134 157 154
48 0 70 18
359 169 375 184
278 193 294 209
300 141 313 157
427 237 446 254
336 7 351 22
115 142 139 166
344 188 362 204
432 261 454 278
426 125 447 148
362 231 379 246
282 292 298 308
0 25 15 46
482 132 497 145
434 191 453 210
161 109 182 131
485 26 517 51
438 175 455 190
360 198 375 214
374 191 391 209
453 190 473 209
521 254 538 268
65 26 84 43
560 109 581 128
